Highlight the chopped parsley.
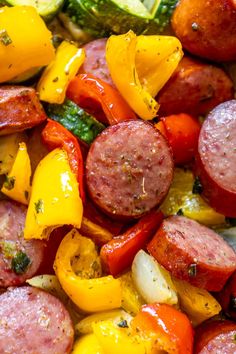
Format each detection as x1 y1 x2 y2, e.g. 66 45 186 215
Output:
188 263 197 277
3 175 15 190
0 29 12 46
177 208 184 216
35 199 44 214
192 177 203 194
11 251 31 275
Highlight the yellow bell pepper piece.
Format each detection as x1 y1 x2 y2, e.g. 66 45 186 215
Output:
161 168 225 225
54 229 122 313
106 30 158 120
1 142 31 205
136 35 183 97
93 320 153 354
37 40 85 104
172 278 222 326
0 6 54 83
119 271 145 316
76 309 133 335
24 148 82 240
72 334 104 354
0 132 27 175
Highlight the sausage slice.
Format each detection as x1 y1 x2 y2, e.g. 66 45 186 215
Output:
86 120 174 219
195 320 236 354
0 200 44 287
158 56 234 117
147 215 236 291
0 86 47 135
196 100 236 217
172 0 236 62
0 286 74 354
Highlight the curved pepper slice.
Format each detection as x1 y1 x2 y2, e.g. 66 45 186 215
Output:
41 119 85 203
106 30 159 120
0 6 55 83
54 229 122 313
1 142 31 205
132 303 194 354
67 73 137 125
100 210 163 276
136 35 183 97
37 41 85 104
24 148 83 240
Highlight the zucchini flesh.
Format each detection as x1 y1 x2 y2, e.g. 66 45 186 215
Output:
46 99 105 145
3 0 65 21
144 0 178 33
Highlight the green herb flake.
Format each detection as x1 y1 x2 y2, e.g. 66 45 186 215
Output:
35 199 44 214
3 176 15 190
11 251 31 275
177 208 184 216
188 263 197 277
0 29 12 46
233 333 236 344
192 177 203 194
24 190 29 201
117 320 129 328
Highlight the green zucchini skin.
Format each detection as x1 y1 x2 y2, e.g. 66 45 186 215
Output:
65 0 178 37
46 99 105 145
2 0 65 22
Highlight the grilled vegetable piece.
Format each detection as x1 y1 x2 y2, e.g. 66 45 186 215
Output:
2 0 65 21
144 0 178 33
46 99 105 145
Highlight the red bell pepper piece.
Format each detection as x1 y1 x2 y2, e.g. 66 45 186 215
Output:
41 119 85 202
132 303 194 354
67 73 137 125
100 210 163 276
155 113 201 165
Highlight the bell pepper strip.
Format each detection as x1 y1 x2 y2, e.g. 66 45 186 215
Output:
54 229 122 313
160 168 225 226
0 6 55 83
172 277 221 327
106 31 159 120
131 303 194 354
37 41 85 104
24 148 83 240
67 73 137 125
83 198 123 236
76 309 133 335
80 217 113 247
135 35 183 97
155 114 201 165
118 271 145 316
72 334 104 354
1 142 31 205
41 119 85 203
92 320 153 354
100 210 163 276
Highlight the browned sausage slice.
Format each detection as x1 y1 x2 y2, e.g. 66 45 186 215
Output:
158 56 234 117
196 100 236 217
79 38 114 87
172 0 236 62
0 286 74 354
0 200 44 287
195 320 236 354
147 216 236 291
86 120 173 219
0 86 47 135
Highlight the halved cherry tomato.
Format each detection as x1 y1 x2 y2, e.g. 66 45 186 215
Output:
155 113 201 165
132 303 194 354
67 73 137 125
100 210 163 276
41 119 85 202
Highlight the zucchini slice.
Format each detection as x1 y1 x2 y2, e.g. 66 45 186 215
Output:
66 0 152 36
2 0 65 21
46 99 105 145
144 0 178 33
